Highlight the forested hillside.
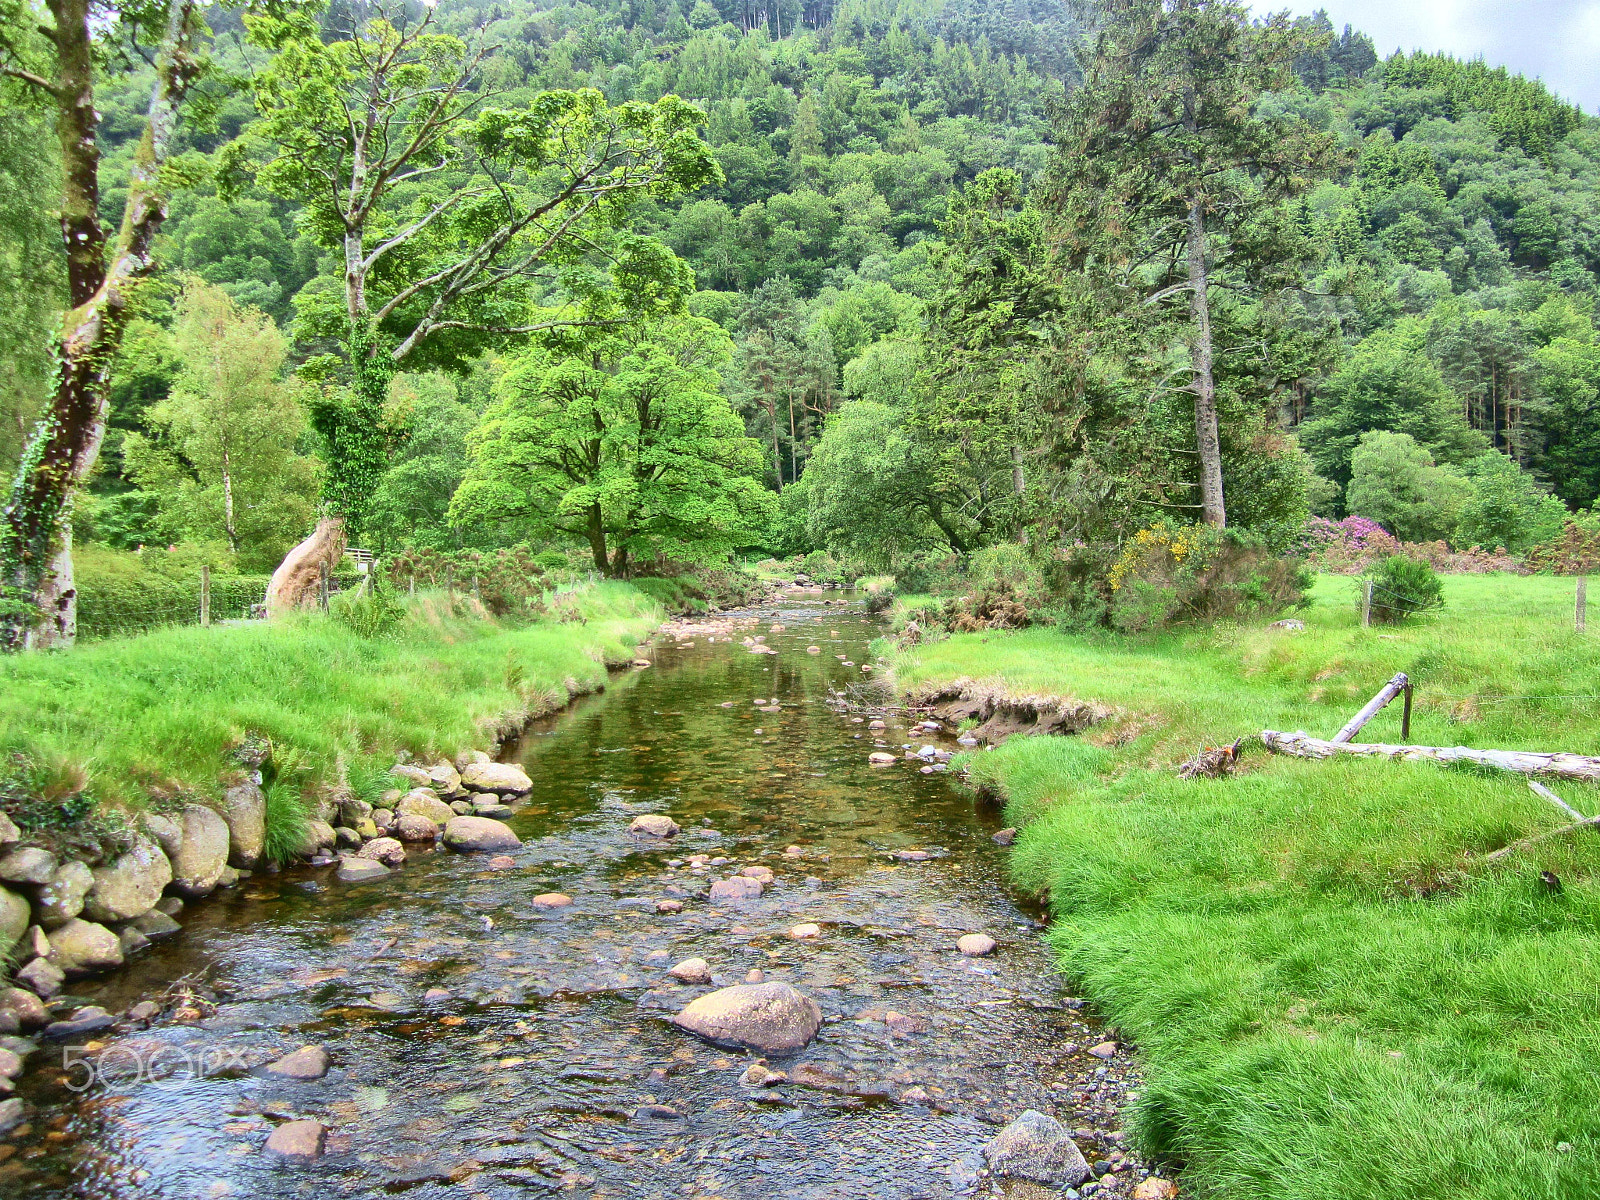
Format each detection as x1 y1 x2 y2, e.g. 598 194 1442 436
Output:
2 0 1599 597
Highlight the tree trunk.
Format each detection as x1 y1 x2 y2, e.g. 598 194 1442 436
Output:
265 516 345 617
221 445 237 552
1186 191 1226 528
0 0 200 651
585 502 610 575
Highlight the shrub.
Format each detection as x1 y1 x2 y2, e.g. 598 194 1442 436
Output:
330 587 405 638
1363 554 1445 623
1526 518 1600 574
1106 524 1311 633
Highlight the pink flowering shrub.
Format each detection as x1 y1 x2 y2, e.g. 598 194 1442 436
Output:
1301 517 1522 574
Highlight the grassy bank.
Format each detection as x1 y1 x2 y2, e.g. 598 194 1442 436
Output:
889 574 1600 1200
0 582 660 819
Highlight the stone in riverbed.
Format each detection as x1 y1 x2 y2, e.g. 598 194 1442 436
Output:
0 987 49 1029
531 893 572 909
0 885 29 955
357 837 406 866
264 1045 330 1081
334 826 362 848
740 865 775 884
629 814 680 838
668 957 712 984
33 860 94 928
708 876 763 902
84 835 172 923
460 761 533 794
43 1005 117 1040
0 846 56 885
117 925 150 956
867 752 897 766
265 1119 326 1159
958 933 996 957
789 922 821 939
394 812 441 842
1088 1040 1117 1059
670 983 822 1054
472 800 515 819
396 790 454 826
0 1096 24 1135
336 796 373 827
449 800 473 816
15 956 64 998
129 910 181 938
169 805 230 897
221 782 267 869
426 761 462 796
992 827 1017 846
47 918 123 977
336 859 390 883
442 816 520 853
656 899 683 913
486 855 516 870
982 1109 1090 1187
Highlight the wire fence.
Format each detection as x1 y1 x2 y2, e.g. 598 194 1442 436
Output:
77 574 273 642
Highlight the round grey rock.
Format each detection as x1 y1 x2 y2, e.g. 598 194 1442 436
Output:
442 816 521 853
460 761 532 794
670 982 822 1053
336 858 390 882
47 917 124 977
982 1109 1091 1187
34 860 94 927
169 805 230 897
84 835 172 923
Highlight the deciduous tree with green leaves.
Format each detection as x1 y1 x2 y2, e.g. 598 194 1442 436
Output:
449 317 773 576
228 0 719 608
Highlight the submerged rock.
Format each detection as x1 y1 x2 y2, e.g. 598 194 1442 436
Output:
357 837 406 866
531 893 572 909
667 957 712 984
336 859 390 883
708 876 763 902
629 814 680 838
670 982 822 1053
981 1109 1090 1187
265 1118 326 1159
264 1045 330 1080
957 933 996 957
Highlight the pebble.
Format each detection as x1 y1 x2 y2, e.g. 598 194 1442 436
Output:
668 958 713 984
1089 1041 1117 1059
265 1118 326 1159
531 893 573 909
485 855 516 870
740 865 775 884
629 814 680 838
43 1006 116 1039
264 1045 330 1081
958 933 997 956
993 827 1018 845
745 968 764 983
789 922 822 939
656 899 683 913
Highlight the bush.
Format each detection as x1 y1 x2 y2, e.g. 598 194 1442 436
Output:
1363 554 1445 623
330 587 405 638
1105 524 1311 633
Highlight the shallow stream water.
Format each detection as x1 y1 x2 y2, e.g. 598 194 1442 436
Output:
4 597 1132 1199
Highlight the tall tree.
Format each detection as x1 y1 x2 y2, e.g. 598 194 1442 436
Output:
232 1 718 610
0 0 209 649
1046 0 1341 526
449 317 774 576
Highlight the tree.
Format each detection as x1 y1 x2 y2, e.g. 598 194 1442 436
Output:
449 317 774 575
1455 451 1567 553
122 280 318 569
364 371 482 552
1344 430 1469 543
232 1 719 609
1046 0 1342 526
0 0 210 649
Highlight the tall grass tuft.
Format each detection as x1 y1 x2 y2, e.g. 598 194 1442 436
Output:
260 781 311 864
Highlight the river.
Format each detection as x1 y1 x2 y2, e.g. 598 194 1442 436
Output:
4 596 1136 1198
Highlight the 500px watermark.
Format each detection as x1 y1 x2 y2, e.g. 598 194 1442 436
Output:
60 1043 251 1092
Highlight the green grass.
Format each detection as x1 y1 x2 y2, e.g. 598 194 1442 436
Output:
889 573 1600 1200
0 581 660 818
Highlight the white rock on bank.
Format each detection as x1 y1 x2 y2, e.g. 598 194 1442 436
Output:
83 835 172 923
169 805 230 896
221 782 267 869
460 761 533 794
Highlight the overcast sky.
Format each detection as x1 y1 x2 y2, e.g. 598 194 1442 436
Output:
1262 1 1600 111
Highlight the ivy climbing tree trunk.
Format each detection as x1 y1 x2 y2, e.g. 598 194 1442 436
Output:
0 0 202 650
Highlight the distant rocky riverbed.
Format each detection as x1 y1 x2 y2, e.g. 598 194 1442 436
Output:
0 595 1172 1199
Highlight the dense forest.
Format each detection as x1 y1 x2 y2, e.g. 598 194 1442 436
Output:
2 0 1599 641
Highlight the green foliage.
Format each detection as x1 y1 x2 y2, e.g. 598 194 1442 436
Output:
1365 554 1445 622
450 317 774 574
260 780 311 865
1456 452 1569 553
1105 525 1312 635
1346 431 1472 542
329 587 405 639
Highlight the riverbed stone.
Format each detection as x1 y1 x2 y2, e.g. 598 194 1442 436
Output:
356 837 406 867
867 752 897 766
0 885 29 954
789 922 822 939
442 816 520 853
629 814 680 838
32 860 92 928
455 749 491 771
221 782 267 869
668 957 712 983
47 918 123 977
265 1118 326 1159
170 805 230 896
336 859 390 883
0 1096 24 1134
84 835 172 923
334 826 361 848
472 800 515 819
264 1045 330 1080
709 876 763 902
0 847 56 885
336 797 373 828
394 812 441 842
461 760 533 794
449 800 473 815
426 761 463 797
390 763 430 788
0 813 16 845
19 924 48 961
15 956 63 998
129 910 181 938
992 827 1018 846
373 809 396 833
299 820 338 858
117 925 151 956
670 982 823 1054
958 933 997 957
397 789 454 825
982 1109 1090 1187
0 987 48 1029
531 893 572 909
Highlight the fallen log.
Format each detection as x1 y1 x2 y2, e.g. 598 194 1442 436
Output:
1261 730 1600 783
1484 815 1600 862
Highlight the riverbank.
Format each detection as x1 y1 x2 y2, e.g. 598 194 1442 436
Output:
889 573 1600 1200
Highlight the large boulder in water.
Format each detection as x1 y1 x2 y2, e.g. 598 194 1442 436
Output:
442 816 521 853
47 918 124 977
83 835 171 922
460 761 532 794
670 982 822 1053
170 806 230 897
982 1109 1090 1187
396 789 454 826
220 782 267 869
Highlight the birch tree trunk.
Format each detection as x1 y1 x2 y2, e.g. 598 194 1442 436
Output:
0 0 201 650
1185 191 1226 528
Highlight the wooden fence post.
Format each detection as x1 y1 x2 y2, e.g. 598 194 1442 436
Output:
200 564 211 627
319 560 329 613
1361 579 1373 628
1578 577 1587 633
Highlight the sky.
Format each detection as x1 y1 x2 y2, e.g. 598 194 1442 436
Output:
1263 0 1600 111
